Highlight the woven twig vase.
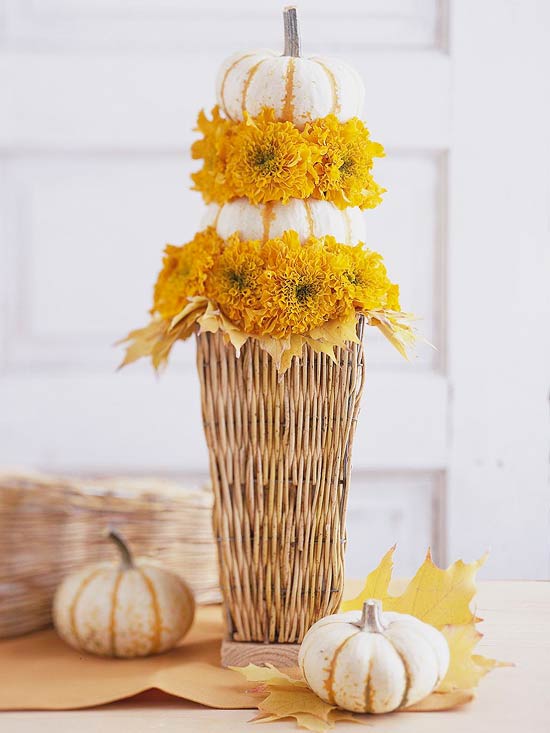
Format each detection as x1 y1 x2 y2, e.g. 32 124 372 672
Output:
196 318 366 644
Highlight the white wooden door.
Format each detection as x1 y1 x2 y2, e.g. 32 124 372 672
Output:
1 0 548 579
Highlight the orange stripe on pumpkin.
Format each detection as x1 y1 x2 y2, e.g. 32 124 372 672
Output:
394 646 413 709
220 53 255 119
213 204 223 229
343 208 352 244
314 59 340 116
324 632 359 705
69 568 104 646
109 571 124 656
139 568 163 654
242 58 266 116
262 202 275 242
365 656 376 713
303 200 314 237
282 58 296 122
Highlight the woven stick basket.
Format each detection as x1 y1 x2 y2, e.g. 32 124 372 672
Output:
196 318 366 647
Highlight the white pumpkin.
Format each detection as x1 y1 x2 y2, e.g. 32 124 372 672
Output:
53 529 195 658
217 8 364 128
298 599 449 714
202 198 365 245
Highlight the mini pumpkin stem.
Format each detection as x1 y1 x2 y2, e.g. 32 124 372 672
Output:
283 6 301 57
359 599 386 633
107 528 134 570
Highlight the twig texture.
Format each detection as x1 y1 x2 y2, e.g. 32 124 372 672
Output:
196 317 366 643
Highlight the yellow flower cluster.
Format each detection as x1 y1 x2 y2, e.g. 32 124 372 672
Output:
191 108 385 210
152 227 400 339
152 228 223 319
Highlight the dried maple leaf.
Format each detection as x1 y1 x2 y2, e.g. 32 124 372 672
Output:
232 665 362 732
117 297 209 372
232 663 306 689
340 545 395 612
439 624 512 692
116 319 169 369
341 546 486 626
341 546 509 695
382 549 488 627
307 311 361 349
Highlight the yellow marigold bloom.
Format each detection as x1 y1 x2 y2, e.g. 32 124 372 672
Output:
206 234 263 326
224 109 318 205
304 115 385 210
191 108 386 209
328 240 400 312
250 231 340 337
152 227 223 319
191 107 232 204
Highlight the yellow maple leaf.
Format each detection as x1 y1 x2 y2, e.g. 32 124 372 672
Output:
439 625 512 692
257 335 290 368
383 549 488 628
279 335 308 374
232 665 362 732
230 663 305 689
342 547 486 627
169 295 209 330
116 318 169 369
303 336 339 363
252 709 358 733
308 312 360 349
340 545 395 612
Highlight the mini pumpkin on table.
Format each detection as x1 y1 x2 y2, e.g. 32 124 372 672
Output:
299 599 449 714
53 529 195 658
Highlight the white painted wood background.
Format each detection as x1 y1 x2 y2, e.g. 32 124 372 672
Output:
0 0 548 579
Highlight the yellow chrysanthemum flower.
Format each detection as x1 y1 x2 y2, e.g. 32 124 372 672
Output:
152 227 223 319
191 108 386 209
304 115 385 210
248 231 340 337
206 234 264 326
327 239 400 312
191 107 232 204
224 109 318 205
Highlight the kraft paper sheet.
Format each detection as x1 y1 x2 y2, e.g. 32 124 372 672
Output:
0 605 257 711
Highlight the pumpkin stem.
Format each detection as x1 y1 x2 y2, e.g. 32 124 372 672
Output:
359 599 386 633
283 6 301 57
107 528 134 570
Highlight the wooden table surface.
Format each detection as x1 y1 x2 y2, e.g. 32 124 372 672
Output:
2 581 549 732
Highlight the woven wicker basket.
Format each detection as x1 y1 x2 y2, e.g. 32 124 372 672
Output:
196 318 366 647
0 471 220 639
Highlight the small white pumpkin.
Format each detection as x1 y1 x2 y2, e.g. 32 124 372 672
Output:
202 198 366 245
299 599 449 714
53 530 195 658
217 8 364 128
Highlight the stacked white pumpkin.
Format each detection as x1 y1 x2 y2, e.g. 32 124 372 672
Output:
201 7 367 246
